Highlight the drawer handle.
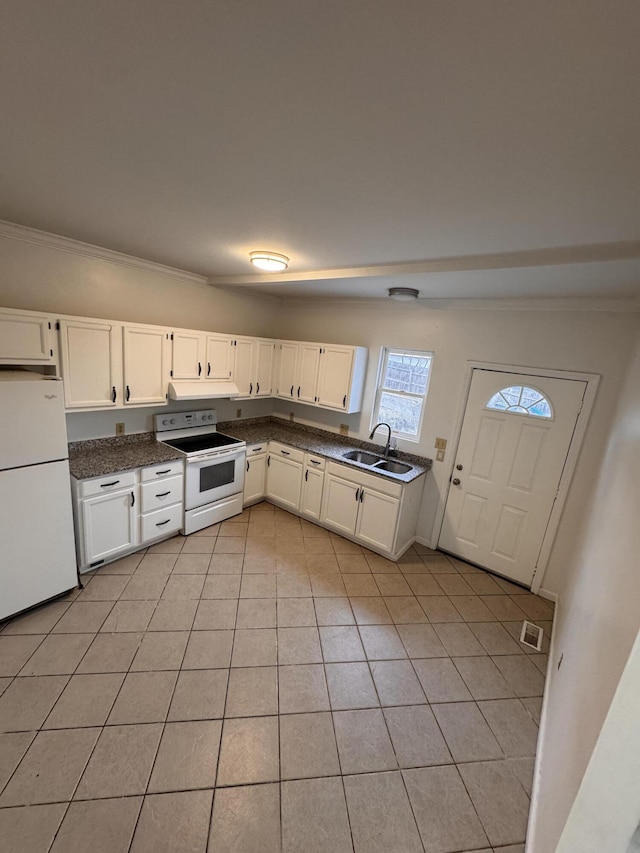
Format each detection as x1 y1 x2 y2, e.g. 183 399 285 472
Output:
100 480 120 488
309 459 321 465
155 491 171 498
280 450 290 455
355 488 360 502
252 446 264 453
155 519 170 527
155 469 171 475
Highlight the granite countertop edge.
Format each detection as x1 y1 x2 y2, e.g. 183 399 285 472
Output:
68 417 432 483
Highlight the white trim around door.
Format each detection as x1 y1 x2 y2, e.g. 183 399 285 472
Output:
430 361 599 595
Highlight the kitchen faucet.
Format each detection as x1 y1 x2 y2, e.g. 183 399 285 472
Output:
369 422 395 459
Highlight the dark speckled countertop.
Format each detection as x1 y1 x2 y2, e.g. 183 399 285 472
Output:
68 417 432 483
217 416 432 484
69 434 184 480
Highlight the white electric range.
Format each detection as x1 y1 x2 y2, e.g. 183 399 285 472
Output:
155 410 246 534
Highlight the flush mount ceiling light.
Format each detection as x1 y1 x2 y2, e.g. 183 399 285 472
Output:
249 251 289 272
388 287 419 301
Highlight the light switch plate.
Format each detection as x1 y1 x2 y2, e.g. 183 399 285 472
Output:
435 437 447 450
436 449 445 462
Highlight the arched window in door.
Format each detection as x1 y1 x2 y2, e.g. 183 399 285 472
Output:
486 385 553 418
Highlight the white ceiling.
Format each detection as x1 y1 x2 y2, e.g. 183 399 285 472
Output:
1 1 640 300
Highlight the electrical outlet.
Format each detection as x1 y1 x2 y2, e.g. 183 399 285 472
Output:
436 449 445 462
289 412 295 422
340 424 349 436
435 437 447 450
115 422 125 436
236 408 242 418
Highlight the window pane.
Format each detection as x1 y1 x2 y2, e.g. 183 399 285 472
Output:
486 386 552 419
379 391 423 435
383 353 431 395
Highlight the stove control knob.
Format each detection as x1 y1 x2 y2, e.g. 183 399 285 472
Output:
202 415 207 421
170 418 176 425
208 415 214 420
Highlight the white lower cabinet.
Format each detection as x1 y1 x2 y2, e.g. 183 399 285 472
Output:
244 452 267 506
72 461 184 570
300 454 325 521
79 488 138 568
320 461 421 558
266 443 304 511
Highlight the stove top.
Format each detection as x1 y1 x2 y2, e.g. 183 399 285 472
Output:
161 431 243 455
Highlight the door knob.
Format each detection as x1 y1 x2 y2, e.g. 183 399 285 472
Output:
456 464 463 471
452 478 461 486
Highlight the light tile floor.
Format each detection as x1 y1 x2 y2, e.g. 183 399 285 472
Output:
0 502 553 853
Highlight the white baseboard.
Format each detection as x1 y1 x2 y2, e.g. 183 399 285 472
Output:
413 535 437 549
538 587 558 603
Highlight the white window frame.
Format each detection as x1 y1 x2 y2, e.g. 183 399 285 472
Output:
370 347 433 442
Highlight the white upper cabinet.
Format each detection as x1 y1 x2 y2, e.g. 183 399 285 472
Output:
317 345 367 412
0 308 54 364
297 344 322 403
59 319 122 409
206 334 234 380
233 337 275 398
171 330 205 380
276 341 299 400
123 325 170 405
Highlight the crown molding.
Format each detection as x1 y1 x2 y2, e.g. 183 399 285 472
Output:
207 241 640 286
280 296 640 312
0 220 208 286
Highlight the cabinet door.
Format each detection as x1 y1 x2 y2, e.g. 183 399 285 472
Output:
206 334 234 380
320 474 359 536
172 330 205 380
254 340 275 397
276 342 299 399
123 326 170 405
0 310 53 363
317 346 354 410
266 454 302 511
301 466 325 521
233 338 255 397
297 344 321 403
355 488 400 553
244 454 267 505
81 488 137 566
59 319 121 409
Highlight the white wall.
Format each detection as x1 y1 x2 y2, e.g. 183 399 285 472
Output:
529 332 640 853
277 299 640 595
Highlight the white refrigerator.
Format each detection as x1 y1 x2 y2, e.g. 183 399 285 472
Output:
0 372 78 620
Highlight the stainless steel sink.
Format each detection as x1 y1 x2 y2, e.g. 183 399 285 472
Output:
342 450 383 465
373 459 412 475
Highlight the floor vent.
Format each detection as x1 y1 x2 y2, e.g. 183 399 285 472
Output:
520 620 544 651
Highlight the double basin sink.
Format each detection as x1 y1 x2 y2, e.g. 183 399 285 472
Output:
342 449 412 476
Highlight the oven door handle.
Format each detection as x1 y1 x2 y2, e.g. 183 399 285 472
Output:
186 448 245 464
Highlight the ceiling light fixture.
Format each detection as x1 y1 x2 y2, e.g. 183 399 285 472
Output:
249 251 289 272
388 287 419 301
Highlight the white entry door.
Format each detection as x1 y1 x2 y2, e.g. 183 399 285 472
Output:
439 369 586 586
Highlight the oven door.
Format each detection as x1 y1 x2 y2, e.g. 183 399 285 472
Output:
185 447 246 510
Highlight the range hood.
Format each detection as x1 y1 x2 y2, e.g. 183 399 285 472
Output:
168 380 240 400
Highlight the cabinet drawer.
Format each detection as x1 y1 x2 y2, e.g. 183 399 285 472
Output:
140 460 184 481
269 442 304 464
141 476 183 513
140 503 183 542
247 442 268 455
305 453 325 470
79 470 137 498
